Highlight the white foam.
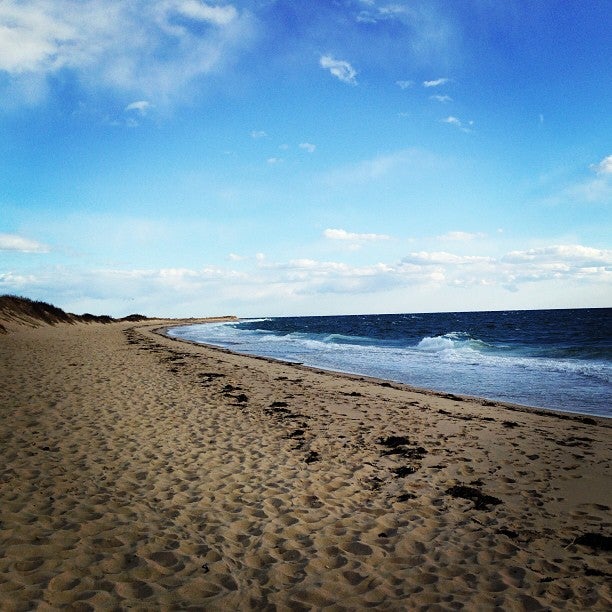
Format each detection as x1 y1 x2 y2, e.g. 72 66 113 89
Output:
416 336 456 352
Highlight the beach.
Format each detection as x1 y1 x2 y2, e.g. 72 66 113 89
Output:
1 317 610 610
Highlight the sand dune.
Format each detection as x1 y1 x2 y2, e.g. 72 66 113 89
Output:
0 315 610 610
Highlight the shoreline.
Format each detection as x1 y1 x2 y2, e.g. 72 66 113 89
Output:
158 322 608 425
1 319 611 609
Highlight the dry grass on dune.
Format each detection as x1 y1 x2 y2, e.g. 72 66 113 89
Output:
0 295 148 333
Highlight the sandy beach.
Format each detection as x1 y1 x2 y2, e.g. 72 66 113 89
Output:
1 316 610 610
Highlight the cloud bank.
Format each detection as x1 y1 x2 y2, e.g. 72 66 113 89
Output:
0 0 255 104
2 243 609 316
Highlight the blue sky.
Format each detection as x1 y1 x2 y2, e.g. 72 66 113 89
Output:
1 0 610 317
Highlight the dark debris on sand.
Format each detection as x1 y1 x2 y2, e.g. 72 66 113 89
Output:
378 435 411 448
397 492 417 502
265 402 308 422
446 484 502 511
393 466 417 477
199 372 226 385
305 451 320 464
377 436 427 461
574 533 612 552
382 446 427 460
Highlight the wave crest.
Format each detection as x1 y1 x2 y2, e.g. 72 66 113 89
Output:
416 332 484 353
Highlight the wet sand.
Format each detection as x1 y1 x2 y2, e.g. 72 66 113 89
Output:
1 319 610 610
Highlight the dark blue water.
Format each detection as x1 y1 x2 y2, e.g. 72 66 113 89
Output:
169 308 611 417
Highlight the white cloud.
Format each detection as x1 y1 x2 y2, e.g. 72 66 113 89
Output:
0 3 74 74
299 142 316 153
550 154 612 205
355 2 411 24
442 116 473 132
442 115 460 126
324 228 391 242
423 77 450 87
0 271 39 287
430 94 452 103
125 100 151 115
250 130 267 139
0 233 49 253
396 80 414 89
496 245 612 289
592 154 612 175
261 258 401 295
320 55 357 86
176 0 237 26
399 244 612 288
437 231 485 241
502 244 611 265
267 157 282 164
403 251 492 265
0 1 255 104
378 5 409 18
259 243 611 298
567 180 611 204
325 147 439 185
354 12 376 24
286 258 346 271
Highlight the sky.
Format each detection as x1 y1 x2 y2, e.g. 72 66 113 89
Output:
1 0 611 318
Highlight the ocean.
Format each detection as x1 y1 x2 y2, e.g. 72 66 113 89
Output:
168 308 611 418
